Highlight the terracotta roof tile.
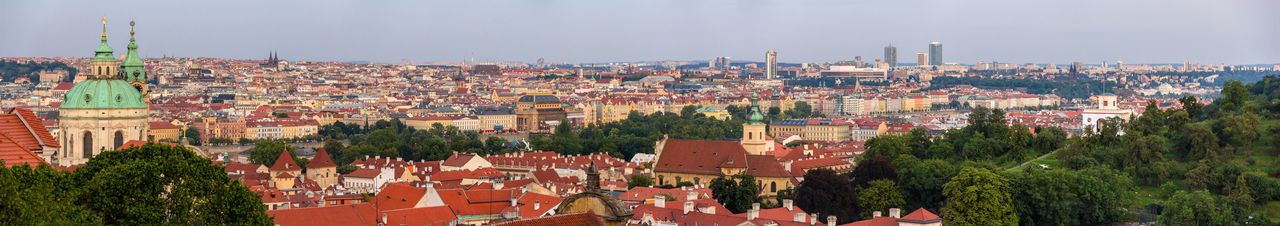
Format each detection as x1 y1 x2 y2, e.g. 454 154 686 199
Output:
308 148 337 168
267 203 378 226
0 132 44 167
270 150 301 171
494 212 602 226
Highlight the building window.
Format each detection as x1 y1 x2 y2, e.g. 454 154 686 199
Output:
83 131 94 158
114 131 125 149
771 182 777 192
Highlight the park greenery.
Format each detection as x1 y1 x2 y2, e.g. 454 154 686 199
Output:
790 75 1280 225
0 60 78 84
0 143 272 224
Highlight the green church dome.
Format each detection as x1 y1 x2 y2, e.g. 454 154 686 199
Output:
92 36 116 62
61 79 148 109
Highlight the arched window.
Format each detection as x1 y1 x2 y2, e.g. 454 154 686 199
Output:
83 131 93 158
675 176 682 183
748 133 752 139
771 181 777 192
694 177 701 185
114 131 125 149
658 175 665 185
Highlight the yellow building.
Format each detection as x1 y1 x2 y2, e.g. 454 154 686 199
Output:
148 121 182 142
694 106 731 120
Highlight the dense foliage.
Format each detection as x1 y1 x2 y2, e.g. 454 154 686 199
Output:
708 173 763 214
0 143 272 224
0 60 78 83
317 119 524 170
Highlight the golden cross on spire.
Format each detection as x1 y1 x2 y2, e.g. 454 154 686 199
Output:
100 17 108 37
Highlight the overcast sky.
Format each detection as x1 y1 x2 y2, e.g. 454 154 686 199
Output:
2 0 1277 65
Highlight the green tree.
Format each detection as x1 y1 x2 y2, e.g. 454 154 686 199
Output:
857 179 905 219
942 167 1017 226
1009 168 1135 225
1178 124 1220 160
850 155 897 188
795 169 859 224
708 173 762 214
895 156 960 212
628 175 654 189
73 143 273 224
1214 112 1261 150
1179 96 1204 119
184 126 202 146
1159 190 1232 225
0 164 101 224
1219 80 1250 113
247 139 298 167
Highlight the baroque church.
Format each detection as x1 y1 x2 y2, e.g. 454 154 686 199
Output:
56 18 151 166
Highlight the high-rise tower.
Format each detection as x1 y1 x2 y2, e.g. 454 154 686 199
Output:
928 42 942 66
884 44 897 67
765 50 777 79
917 52 929 66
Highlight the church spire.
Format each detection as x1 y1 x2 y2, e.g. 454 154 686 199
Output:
122 20 146 84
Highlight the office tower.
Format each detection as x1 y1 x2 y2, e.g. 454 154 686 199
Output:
1116 60 1123 69
1184 60 1192 71
928 42 942 66
884 44 897 67
765 50 777 79
1102 61 1108 68
917 53 929 66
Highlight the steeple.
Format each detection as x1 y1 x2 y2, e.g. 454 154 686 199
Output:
92 17 116 63
122 20 147 84
747 92 765 125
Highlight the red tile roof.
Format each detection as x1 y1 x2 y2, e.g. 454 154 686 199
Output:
373 183 427 211
899 208 941 223
115 140 178 150
345 168 382 178
308 148 337 168
380 206 458 225
654 139 748 175
267 203 378 226
270 150 301 171
0 132 44 167
494 212 602 226
4 108 57 148
442 153 479 167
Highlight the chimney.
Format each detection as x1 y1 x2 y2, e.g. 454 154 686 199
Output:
794 213 806 222
653 198 666 208
827 215 837 226
783 199 794 211
873 211 882 218
747 203 760 220
511 198 518 207
809 214 818 226
686 191 698 201
683 201 694 215
889 208 901 218
534 201 541 210
702 206 715 215
381 213 387 224
784 161 792 172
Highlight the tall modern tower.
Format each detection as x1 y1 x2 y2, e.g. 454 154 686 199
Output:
765 50 777 79
917 53 929 66
883 44 897 67
928 42 942 66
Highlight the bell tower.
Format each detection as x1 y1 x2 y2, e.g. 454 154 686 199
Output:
90 17 118 79
121 21 149 97
741 92 771 155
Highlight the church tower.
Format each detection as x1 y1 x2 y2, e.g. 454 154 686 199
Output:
121 21 148 97
57 18 150 166
741 92 771 155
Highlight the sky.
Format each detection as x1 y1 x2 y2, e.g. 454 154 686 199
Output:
2 0 1278 65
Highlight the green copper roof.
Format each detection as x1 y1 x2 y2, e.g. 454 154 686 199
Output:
747 91 765 124
61 79 148 109
122 36 146 82
92 36 115 62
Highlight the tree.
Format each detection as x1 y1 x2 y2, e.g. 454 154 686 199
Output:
73 143 273 224
857 179 905 219
1219 80 1249 114
1160 190 1232 225
247 139 298 167
1178 124 1220 160
795 169 859 224
850 155 897 188
0 164 101 224
680 105 700 118
709 173 762 214
628 175 654 189
1178 96 1204 119
1009 168 1135 225
895 157 960 212
184 126 201 146
1214 112 1260 150
942 167 1017 226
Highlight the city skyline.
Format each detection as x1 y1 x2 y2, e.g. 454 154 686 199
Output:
2 0 1278 64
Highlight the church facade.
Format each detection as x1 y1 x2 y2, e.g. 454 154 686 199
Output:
56 19 151 166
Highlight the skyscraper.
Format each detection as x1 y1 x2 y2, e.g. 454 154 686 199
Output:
928 42 942 66
765 50 777 79
883 44 897 67
917 52 929 66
